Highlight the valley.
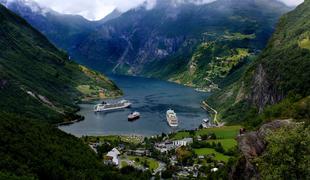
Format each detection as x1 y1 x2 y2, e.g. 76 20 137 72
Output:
60 75 210 136
0 0 309 179
1 0 290 91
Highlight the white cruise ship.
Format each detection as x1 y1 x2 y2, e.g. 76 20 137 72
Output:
94 100 131 112
166 109 178 127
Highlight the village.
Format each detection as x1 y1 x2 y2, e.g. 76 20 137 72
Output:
82 125 241 179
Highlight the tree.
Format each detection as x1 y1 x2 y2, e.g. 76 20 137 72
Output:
257 125 310 179
215 142 225 153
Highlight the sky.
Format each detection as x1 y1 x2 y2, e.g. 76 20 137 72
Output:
31 0 304 21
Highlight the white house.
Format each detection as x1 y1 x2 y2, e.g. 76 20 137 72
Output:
211 168 219 172
105 148 120 166
173 138 193 147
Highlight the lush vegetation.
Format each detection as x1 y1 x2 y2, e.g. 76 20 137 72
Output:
0 5 145 179
168 33 254 90
169 126 240 164
171 126 241 140
0 4 121 124
126 156 159 171
207 0 310 128
257 124 310 179
83 135 144 145
62 0 289 82
204 1 310 179
194 148 230 162
0 113 128 180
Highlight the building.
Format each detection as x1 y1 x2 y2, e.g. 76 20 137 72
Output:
155 141 175 153
126 149 150 156
105 148 120 166
173 138 193 147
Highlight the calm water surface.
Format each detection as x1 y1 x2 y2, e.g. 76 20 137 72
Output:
59 75 210 137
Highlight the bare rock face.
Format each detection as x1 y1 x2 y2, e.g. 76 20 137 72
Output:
250 64 284 112
230 120 291 180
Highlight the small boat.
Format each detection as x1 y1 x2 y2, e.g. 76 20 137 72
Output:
128 111 140 121
166 109 178 127
203 118 210 123
94 100 131 112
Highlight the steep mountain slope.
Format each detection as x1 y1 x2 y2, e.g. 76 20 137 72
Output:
0 4 129 179
0 4 121 123
0 0 95 52
2 0 290 90
0 113 124 180
0 0 121 52
73 0 289 89
207 0 310 126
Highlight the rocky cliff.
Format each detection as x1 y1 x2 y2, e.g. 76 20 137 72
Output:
231 120 292 179
207 0 310 123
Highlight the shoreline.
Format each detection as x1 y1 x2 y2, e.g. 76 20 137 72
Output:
58 75 211 136
201 100 221 125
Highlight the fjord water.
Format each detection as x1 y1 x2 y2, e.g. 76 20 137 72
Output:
60 75 210 136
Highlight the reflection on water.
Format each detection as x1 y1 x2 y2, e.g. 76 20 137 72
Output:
59 75 210 137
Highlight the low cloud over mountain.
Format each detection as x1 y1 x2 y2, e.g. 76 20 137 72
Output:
2 0 303 20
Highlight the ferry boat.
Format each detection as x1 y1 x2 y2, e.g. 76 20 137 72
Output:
128 111 140 121
94 100 131 112
166 109 178 127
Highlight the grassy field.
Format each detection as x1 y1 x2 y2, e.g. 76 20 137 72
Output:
299 38 310 50
194 148 230 162
127 156 159 171
223 32 256 41
208 139 237 151
171 131 191 140
172 126 241 140
82 135 144 144
196 126 241 139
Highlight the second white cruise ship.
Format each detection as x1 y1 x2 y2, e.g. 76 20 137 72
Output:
166 109 178 127
94 100 131 112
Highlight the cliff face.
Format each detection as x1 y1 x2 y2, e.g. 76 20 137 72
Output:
250 64 284 112
247 0 310 110
231 120 292 179
207 0 310 123
74 0 289 77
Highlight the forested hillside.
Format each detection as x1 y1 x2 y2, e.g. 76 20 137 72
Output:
75 0 289 90
0 4 121 123
207 0 310 127
0 5 135 179
2 0 290 90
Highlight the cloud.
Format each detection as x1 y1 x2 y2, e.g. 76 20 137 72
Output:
27 0 304 20
281 0 304 6
34 0 153 20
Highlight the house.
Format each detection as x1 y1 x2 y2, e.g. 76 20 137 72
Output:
173 138 193 147
198 155 205 159
155 141 175 153
211 168 219 172
105 148 120 166
126 149 150 156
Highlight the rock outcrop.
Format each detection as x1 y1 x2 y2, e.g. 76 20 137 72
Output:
250 64 284 112
230 120 292 180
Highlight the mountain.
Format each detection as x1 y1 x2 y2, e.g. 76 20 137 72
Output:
0 2 122 124
0 3 127 178
0 0 123 54
0 0 95 52
2 0 290 90
207 0 310 126
72 0 290 89
98 9 122 24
